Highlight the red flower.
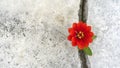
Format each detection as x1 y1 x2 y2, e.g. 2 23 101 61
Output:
68 21 94 50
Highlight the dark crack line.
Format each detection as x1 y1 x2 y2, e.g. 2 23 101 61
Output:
79 0 88 22
78 0 90 68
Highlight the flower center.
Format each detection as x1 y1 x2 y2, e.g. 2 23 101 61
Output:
77 31 84 39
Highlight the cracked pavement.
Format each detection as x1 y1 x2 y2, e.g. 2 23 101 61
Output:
0 0 120 68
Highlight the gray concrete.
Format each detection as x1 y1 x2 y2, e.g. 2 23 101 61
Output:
0 0 81 68
87 0 120 68
1 0 120 68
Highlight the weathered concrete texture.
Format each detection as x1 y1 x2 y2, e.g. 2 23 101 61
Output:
87 0 120 68
0 0 80 68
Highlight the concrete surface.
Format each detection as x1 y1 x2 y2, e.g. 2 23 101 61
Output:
1 0 120 68
0 0 81 68
88 0 120 68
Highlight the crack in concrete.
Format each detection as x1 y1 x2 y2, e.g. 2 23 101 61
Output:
78 0 90 68
79 0 88 22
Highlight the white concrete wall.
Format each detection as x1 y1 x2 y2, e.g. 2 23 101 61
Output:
0 0 120 68
88 0 120 68
0 0 81 68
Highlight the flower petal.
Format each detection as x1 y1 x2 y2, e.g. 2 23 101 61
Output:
82 38 88 44
77 23 81 30
78 44 84 50
87 26 91 32
70 30 76 36
89 32 94 36
77 22 87 31
77 42 85 50
68 28 72 33
88 38 93 43
67 35 72 41
72 23 77 30
71 37 77 46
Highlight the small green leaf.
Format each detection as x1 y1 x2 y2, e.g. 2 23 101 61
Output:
83 47 92 56
92 35 97 40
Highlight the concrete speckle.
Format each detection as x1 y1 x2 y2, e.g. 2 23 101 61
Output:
0 0 80 68
88 0 120 68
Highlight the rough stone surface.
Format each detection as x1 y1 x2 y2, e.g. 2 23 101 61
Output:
88 0 120 68
0 0 80 68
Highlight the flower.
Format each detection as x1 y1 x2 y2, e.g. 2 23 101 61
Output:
67 21 94 50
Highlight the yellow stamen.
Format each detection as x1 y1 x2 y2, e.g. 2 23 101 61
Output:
77 31 84 39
